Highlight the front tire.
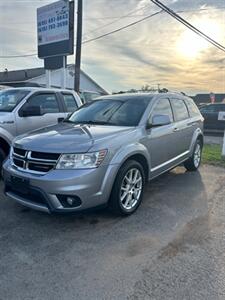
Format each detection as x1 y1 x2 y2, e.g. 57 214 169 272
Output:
0 148 6 178
109 160 145 216
184 139 202 171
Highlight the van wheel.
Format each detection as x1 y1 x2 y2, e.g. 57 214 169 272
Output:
184 140 202 171
0 148 6 177
109 160 145 216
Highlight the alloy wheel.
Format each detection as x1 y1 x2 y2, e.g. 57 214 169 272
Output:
194 143 201 168
120 168 143 211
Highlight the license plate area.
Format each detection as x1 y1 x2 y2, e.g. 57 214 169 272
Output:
10 176 30 195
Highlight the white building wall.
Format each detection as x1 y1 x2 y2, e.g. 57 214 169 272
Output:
28 65 106 94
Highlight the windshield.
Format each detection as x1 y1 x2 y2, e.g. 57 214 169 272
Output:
0 90 30 112
67 98 150 126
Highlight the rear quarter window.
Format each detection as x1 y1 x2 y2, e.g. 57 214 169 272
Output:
62 93 78 112
185 99 200 117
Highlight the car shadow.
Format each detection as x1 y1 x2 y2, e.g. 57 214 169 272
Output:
9 166 207 237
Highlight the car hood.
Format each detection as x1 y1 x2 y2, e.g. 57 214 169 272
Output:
0 112 12 119
14 123 135 153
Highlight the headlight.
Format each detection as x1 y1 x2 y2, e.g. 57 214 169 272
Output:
56 150 107 170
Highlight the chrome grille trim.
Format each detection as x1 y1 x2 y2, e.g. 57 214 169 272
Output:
12 148 60 175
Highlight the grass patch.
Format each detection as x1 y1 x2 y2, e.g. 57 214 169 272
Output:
202 144 225 167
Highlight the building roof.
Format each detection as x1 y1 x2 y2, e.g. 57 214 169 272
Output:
0 65 108 95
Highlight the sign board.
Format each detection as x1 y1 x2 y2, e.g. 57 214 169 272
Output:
44 56 65 70
218 112 225 121
37 0 74 58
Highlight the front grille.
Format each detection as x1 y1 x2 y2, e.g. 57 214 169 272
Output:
12 147 60 174
14 147 26 157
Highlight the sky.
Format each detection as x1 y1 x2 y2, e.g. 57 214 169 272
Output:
0 0 224 95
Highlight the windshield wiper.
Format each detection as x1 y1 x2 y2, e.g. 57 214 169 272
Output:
63 119 75 123
63 120 116 126
82 120 116 126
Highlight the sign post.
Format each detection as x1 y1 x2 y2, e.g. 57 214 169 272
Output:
46 69 51 88
37 0 74 88
218 112 225 156
74 0 83 93
61 56 67 89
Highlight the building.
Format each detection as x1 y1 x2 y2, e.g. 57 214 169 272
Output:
0 65 108 102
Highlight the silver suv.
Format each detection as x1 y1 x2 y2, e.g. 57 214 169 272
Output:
0 88 82 170
3 93 204 216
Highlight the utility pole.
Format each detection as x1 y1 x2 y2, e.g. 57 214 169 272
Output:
157 83 161 92
74 0 83 92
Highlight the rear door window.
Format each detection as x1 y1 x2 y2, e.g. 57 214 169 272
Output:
171 98 189 121
62 93 78 112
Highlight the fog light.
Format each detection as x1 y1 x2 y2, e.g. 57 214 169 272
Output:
67 197 76 206
57 195 82 208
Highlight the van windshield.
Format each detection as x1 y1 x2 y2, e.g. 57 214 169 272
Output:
0 90 30 112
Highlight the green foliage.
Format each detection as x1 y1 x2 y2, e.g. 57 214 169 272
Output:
202 144 225 167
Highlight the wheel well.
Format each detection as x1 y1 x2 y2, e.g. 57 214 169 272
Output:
197 134 204 146
0 138 10 156
124 154 149 181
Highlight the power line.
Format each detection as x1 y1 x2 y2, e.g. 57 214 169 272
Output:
0 53 37 58
82 10 162 44
1 3 225 58
3 6 225 24
150 0 225 52
84 5 225 38
0 10 163 58
84 3 151 37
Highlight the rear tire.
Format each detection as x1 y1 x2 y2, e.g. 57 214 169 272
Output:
0 148 6 179
184 139 202 171
108 160 146 216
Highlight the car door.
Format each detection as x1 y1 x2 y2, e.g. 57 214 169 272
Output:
213 104 225 130
200 105 218 129
170 98 193 155
146 98 176 173
16 92 66 135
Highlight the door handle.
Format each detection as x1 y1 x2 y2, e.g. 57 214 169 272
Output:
58 117 64 123
187 122 196 127
173 127 179 132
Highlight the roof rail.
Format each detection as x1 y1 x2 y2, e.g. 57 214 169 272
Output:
159 89 187 96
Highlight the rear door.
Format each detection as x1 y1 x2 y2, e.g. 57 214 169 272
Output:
216 104 225 130
170 98 193 155
16 92 65 135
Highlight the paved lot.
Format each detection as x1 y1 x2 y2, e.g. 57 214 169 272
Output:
205 133 224 146
0 165 225 300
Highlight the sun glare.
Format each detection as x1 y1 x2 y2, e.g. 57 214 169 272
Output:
177 18 222 58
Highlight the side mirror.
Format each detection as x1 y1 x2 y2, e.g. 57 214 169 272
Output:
147 114 171 129
20 106 42 117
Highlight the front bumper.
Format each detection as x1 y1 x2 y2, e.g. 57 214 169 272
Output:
3 159 119 213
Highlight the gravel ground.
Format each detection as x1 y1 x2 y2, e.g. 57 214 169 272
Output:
0 165 225 300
